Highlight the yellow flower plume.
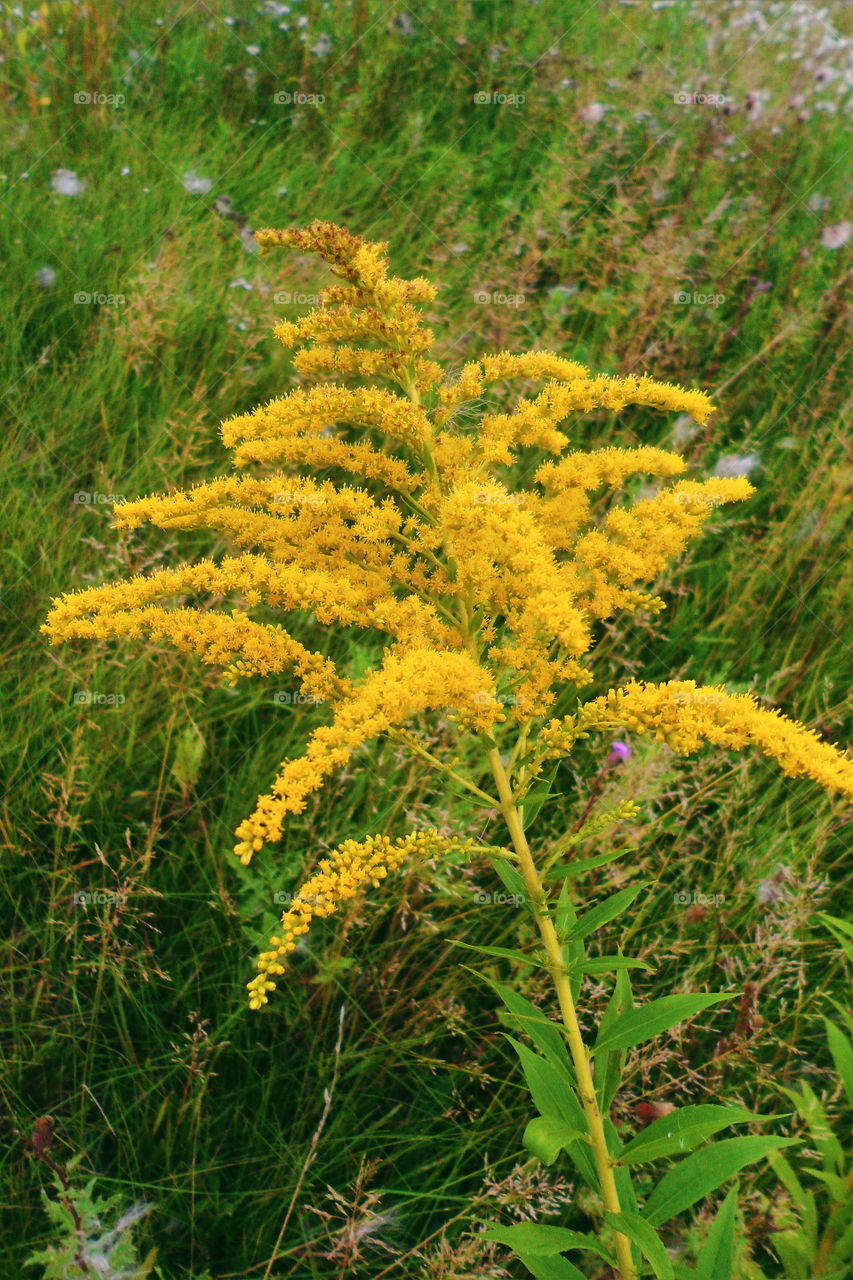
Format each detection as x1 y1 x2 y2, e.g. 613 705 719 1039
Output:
42 219 852 1007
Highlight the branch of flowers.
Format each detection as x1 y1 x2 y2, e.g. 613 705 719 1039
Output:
484 744 638 1280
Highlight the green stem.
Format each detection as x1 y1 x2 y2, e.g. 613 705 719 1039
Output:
485 746 637 1280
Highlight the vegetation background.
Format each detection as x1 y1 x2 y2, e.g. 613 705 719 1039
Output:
1 0 850 1275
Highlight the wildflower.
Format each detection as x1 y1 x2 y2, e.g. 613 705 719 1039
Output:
608 741 632 765
182 171 213 194
821 220 851 250
50 168 85 196
43 220 853 1008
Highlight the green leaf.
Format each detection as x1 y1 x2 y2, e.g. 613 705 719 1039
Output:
506 1039 580 1127
766 1151 817 1247
595 969 633 1112
694 1184 738 1280
515 1253 587 1280
816 913 853 964
643 1137 798 1226
580 956 653 975
605 1212 674 1280
618 1105 759 1166
555 882 584 1002
593 993 732 1056
823 1018 853 1112
489 854 528 902
481 1222 614 1261
568 883 650 941
777 1082 844 1175
505 1040 595 1186
544 847 631 882
467 971 570 1071
452 940 540 968
523 1115 587 1166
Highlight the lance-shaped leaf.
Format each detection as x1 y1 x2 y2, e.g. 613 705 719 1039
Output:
694 1184 739 1280
823 1018 853 1112
567 882 651 941
618 1105 760 1166
469 971 570 1071
643 1136 798 1226
515 1254 587 1280
505 1040 595 1186
481 1222 615 1261
605 1212 673 1280
595 969 633 1112
593 992 732 1056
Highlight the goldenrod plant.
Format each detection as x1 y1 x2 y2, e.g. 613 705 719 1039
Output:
45 223 853 1279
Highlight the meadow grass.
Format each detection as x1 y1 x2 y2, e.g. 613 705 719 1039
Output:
1 1 851 1275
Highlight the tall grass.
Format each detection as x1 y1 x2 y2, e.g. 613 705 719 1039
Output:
1 1 850 1275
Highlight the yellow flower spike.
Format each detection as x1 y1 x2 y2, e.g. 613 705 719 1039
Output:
543 680 853 801
43 220 853 1023
247 829 475 1007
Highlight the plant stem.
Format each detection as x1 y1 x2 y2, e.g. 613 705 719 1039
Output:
486 747 637 1280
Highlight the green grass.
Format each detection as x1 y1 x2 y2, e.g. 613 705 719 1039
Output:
1 1 851 1276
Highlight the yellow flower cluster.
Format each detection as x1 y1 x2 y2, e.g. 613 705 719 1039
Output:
543 680 853 800
43 219 852 1005
248 829 467 1008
